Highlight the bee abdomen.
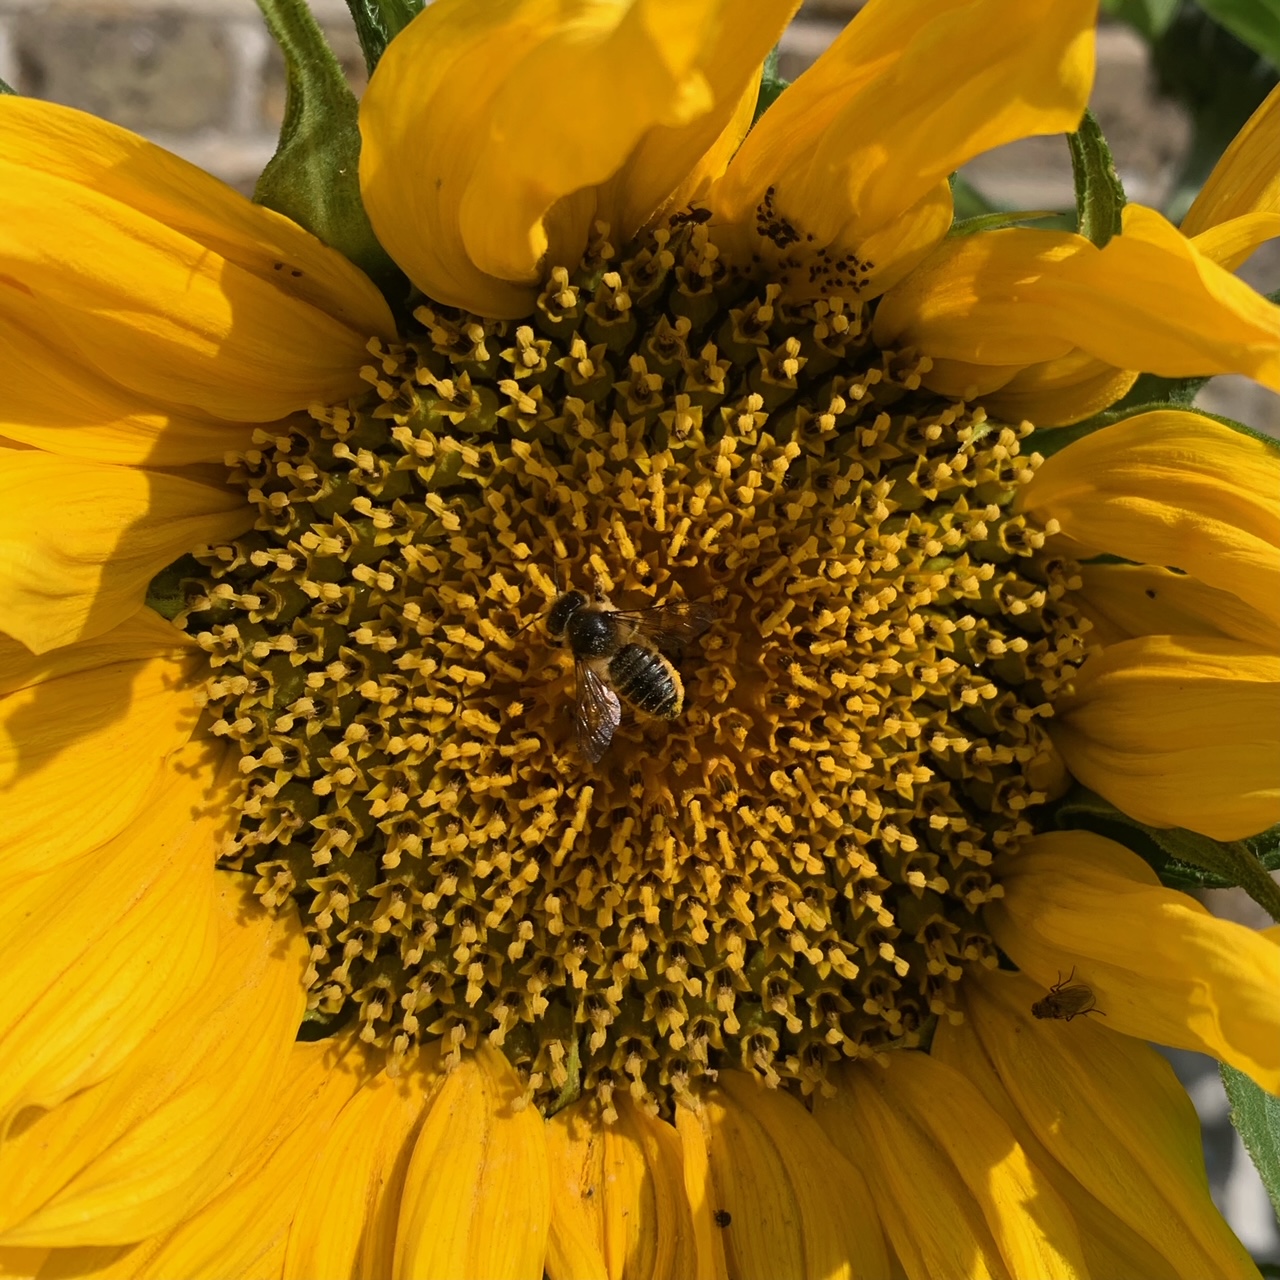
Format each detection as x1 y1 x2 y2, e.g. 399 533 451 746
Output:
609 644 683 718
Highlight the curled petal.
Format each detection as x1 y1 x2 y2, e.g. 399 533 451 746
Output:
1020 411 1280 632
360 0 793 318
988 831 1280 1094
709 0 1096 298
875 207 1280 391
1051 635 1280 839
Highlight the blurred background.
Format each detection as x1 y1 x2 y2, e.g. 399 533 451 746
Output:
1 0 1276 1262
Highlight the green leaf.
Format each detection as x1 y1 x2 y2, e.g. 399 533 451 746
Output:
344 0 423 75
1221 1063 1280 1221
254 0 402 294
1067 108 1126 248
1051 788 1280 918
1196 0 1280 68
1102 0 1180 38
753 47 788 125
0 75 15 96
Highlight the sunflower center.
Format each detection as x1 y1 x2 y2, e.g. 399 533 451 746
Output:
178 217 1085 1114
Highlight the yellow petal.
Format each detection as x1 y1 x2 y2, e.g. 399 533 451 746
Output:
283 1048 444 1280
932 994 1216 1280
1020 410 1280 631
0 878 308 1247
64 1039 368 1280
0 739 225 1127
547 1095 694 1280
702 1072 890 1280
709 0 1097 298
988 830 1280 1094
1191 210 1280 274
982 351 1138 427
1074 563 1277 648
673 1104 730 1280
863 1052 1089 1279
816 1066 1007 1280
875 207 1280 390
394 1044 550 1280
1 613 202 890
1183 83 1280 235
0 448 252 653
953 968 1261 1280
360 0 793 319
1052 634 1280 839
824 1054 1085 1280
0 97 392 423
0 312 258 468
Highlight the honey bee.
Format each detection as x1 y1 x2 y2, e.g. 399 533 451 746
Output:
546 589 716 763
1030 969 1105 1023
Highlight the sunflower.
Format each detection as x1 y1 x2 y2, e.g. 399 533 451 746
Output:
2 0 1279 1276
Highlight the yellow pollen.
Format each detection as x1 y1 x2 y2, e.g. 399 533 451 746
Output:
175 216 1087 1110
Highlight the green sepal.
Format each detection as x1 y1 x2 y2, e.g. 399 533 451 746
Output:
1108 371 1211 410
948 210 1068 237
753 46 788 125
253 0 403 295
1067 108 1125 248
0 74 15 96
1051 787 1280 919
1220 1063 1280 1222
1194 0 1280 69
344 0 423 75
144 553 204 621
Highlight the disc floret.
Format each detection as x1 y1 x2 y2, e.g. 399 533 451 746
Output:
181 217 1086 1113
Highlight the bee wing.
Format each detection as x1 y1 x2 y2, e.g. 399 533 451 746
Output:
575 659 622 763
612 601 717 650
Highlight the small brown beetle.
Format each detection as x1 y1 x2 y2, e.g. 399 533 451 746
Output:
1031 968 1105 1022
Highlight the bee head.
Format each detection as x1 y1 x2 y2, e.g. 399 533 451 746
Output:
547 590 589 638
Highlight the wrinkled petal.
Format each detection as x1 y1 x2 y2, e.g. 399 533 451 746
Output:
943 969 1261 1280
0 448 252 653
696 1072 890 1280
0 739 225 1127
709 0 1097 297
0 879 308 1247
283 1049 444 1280
360 0 793 319
547 1095 694 1280
0 97 392 425
1052 635 1280 839
394 1044 550 1280
1020 411 1280 631
0 611 201 888
1074 563 1276 649
875 206 1280 391
990 831 1280 1092
1183 83 1280 236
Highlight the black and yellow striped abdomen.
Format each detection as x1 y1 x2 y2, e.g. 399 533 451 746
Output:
607 643 683 718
